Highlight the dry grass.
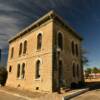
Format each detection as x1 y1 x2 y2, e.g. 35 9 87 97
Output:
85 78 100 83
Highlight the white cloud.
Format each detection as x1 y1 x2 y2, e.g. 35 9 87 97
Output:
0 3 17 12
0 15 18 24
0 0 74 49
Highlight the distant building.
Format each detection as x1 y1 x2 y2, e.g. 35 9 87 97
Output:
89 73 100 79
7 11 83 92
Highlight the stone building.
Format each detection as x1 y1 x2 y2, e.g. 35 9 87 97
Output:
7 11 83 92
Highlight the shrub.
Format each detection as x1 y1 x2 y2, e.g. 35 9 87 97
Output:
71 82 78 89
78 81 85 88
0 67 8 86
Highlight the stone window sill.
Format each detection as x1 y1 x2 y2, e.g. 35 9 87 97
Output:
35 78 41 81
17 77 26 80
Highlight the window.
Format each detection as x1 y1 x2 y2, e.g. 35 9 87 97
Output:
57 51 60 59
72 63 75 77
77 64 79 77
75 44 78 56
35 60 41 79
11 47 14 58
37 33 42 50
21 63 25 79
23 41 27 54
58 32 63 50
71 41 75 55
59 60 63 84
17 64 20 78
19 43 22 56
9 66 12 72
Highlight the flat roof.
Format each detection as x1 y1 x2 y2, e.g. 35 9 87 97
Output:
9 10 82 43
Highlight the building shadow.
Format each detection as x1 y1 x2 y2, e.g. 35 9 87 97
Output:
85 80 100 91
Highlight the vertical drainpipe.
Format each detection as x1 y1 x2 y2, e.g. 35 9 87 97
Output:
52 16 57 92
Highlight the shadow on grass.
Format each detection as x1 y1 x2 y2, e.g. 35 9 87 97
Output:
71 80 100 91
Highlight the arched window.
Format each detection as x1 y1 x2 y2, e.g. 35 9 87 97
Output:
9 66 12 72
21 63 25 79
72 63 75 77
17 64 20 78
59 60 63 84
23 40 27 54
75 44 78 56
19 43 22 56
11 47 14 58
35 60 41 79
58 32 63 50
37 33 42 50
77 64 79 77
71 41 75 55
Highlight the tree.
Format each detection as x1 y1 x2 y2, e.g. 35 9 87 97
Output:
0 66 8 86
86 68 92 73
85 68 92 78
80 48 88 81
92 67 99 74
81 48 88 66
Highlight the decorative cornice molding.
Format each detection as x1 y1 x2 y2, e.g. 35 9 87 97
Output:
9 10 82 43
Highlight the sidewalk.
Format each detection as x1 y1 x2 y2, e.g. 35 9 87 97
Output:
0 86 89 100
62 88 89 100
0 86 46 99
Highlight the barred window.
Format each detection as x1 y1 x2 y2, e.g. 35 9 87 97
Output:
9 66 12 72
19 43 22 56
11 47 14 58
17 64 20 78
35 60 41 79
58 32 63 50
75 44 79 56
71 41 75 55
72 63 76 77
21 63 25 79
77 64 79 77
59 60 63 82
23 40 27 54
37 33 42 50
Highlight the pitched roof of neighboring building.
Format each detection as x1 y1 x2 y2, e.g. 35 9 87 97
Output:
9 10 83 43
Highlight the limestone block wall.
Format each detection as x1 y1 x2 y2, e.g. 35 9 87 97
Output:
7 20 54 92
52 20 82 88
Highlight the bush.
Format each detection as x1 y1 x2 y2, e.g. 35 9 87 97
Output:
71 82 78 89
78 81 85 88
0 67 8 86
71 81 85 89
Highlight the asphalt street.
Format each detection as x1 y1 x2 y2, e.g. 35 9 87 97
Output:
71 82 100 100
71 89 100 100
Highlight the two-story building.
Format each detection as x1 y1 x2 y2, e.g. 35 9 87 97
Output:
7 11 83 92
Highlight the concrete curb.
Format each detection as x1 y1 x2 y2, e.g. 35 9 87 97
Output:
62 88 89 100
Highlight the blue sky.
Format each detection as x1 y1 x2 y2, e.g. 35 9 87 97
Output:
0 0 100 68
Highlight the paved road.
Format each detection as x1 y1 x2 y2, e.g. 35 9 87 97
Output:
71 89 100 100
71 82 100 100
0 91 27 100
